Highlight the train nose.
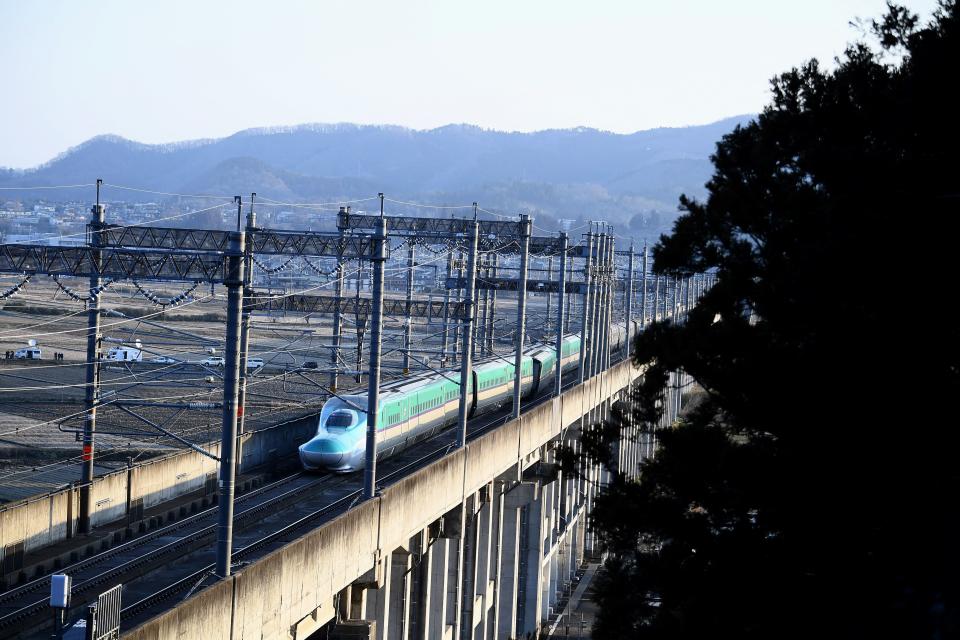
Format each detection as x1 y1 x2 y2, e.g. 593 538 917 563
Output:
299 438 348 470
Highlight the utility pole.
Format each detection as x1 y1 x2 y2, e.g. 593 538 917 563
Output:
79 180 104 534
215 230 245 578
606 231 616 370
487 253 498 353
236 195 255 470
653 275 660 323
578 227 594 384
641 243 648 329
354 250 365 383
594 230 613 374
485 252 499 354
362 214 387 500
456 219 479 447
511 213 531 419
478 252 489 356
564 255 573 334
452 247 464 365
675 276 682 321
666 275 672 321
598 230 612 373
402 240 416 374
330 206 348 390
545 255 553 333
554 232 568 396
625 241 634 354
440 250 453 367
590 230 606 378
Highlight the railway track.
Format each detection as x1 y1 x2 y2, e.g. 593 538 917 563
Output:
0 470 329 636
1 362 614 639
116 377 592 631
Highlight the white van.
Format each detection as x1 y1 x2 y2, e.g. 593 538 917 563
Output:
14 347 42 360
246 357 264 370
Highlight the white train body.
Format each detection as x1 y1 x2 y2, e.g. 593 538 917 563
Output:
299 325 632 473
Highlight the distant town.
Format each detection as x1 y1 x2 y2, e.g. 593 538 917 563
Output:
0 198 350 245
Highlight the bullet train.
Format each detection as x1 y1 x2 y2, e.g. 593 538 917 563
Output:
298 323 633 472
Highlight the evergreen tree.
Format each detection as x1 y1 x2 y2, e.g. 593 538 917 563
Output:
574 4 960 637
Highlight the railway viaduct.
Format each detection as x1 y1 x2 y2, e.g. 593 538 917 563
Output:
123 356 673 640
0 192 701 640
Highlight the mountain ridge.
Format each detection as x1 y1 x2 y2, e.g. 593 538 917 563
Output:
0 115 754 237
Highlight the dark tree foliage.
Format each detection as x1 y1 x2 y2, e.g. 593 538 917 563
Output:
575 4 960 638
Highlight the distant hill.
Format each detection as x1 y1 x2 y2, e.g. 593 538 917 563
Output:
0 116 753 240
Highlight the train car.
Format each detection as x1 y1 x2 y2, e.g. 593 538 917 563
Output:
608 323 628 354
299 325 625 473
298 394 367 471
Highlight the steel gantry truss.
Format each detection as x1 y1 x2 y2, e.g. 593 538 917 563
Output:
95 223 389 259
0 243 230 282
246 291 469 319
0 189 384 580
1 181 713 587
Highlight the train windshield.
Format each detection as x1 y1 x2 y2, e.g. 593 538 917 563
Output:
326 411 354 432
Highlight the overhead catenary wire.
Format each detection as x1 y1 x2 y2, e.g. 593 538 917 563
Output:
0 183 98 190
101 183 236 201
0 201 608 478
383 198 476 211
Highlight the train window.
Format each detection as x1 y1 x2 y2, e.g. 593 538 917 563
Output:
327 411 353 432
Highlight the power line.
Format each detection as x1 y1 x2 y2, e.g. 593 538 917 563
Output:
0 183 97 190
102 183 236 201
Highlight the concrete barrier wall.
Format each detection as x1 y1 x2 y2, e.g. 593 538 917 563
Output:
463 418 520 497
0 412 320 567
232 499 380 639
240 416 319 470
124 360 640 640
131 442 221 512
90 469 129 527
0 488 75 567
518 398 562 460
124 572 236 640
379 449 466 554
559 383 586 435
126 499 384 640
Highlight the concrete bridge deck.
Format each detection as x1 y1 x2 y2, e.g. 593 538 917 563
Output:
121 357 673 640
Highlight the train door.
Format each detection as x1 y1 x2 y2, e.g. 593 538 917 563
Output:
529 359 543 398
468 371 478 417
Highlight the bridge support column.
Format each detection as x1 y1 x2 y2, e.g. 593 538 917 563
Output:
422 531 456 640
359 549 408 640
519 485 546 638
458 492 479 640
541 485 556 623
495 483 526 640
387 549 412 640
468 484 496 640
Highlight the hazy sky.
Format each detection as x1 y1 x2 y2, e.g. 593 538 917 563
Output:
0 0 940 168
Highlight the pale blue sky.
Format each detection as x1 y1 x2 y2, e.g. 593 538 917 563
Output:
0 0 940 168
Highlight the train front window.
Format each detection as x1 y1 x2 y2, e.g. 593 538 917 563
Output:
327 411 354 432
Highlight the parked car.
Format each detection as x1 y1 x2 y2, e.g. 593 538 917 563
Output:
201 356 225 367
302 360 318 369
150 356 177 364
246 357 264 370
14 347 42 360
